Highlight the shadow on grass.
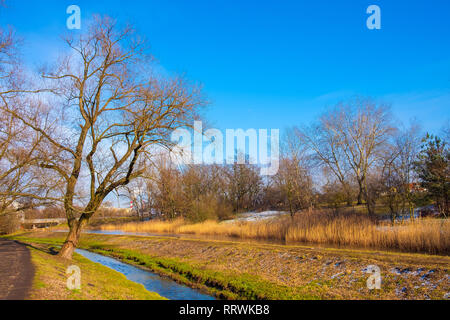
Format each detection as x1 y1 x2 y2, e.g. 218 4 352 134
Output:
17 240 60 256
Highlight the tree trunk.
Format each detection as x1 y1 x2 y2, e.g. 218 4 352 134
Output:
58 218 86 259
366 200 375 216
341 182 352 207
357 187 363 205
288 199 294 218
365 184 375 216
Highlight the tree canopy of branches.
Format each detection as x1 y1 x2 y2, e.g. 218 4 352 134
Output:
0 23 60 216
272 157 314 217
296 99 396 215
270 130 314 217
224 161 263 213
5 16 203 259
140 156 233 222
380 124 421 221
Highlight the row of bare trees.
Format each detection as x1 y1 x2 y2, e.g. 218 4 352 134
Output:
131 98 447 223
123 157 263 222
292 99 444 219
120 149 314 221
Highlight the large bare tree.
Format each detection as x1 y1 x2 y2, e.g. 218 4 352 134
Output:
298 99 395 215
7 16 203 258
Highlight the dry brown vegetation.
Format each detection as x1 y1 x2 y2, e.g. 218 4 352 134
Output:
100 212 450 255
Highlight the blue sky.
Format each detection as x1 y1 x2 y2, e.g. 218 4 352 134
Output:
1 0 449 134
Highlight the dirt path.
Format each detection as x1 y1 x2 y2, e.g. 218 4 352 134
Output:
0 239 34 300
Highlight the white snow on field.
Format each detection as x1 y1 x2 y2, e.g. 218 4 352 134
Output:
224 211 288 223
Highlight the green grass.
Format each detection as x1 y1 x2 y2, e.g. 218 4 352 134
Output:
87 246 325 300
16 241 165 300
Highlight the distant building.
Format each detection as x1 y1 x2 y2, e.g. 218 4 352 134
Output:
408 183 427 193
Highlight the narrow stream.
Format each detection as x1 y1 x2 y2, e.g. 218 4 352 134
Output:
75 249 215 300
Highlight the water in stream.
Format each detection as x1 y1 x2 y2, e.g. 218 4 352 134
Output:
75 249 215 300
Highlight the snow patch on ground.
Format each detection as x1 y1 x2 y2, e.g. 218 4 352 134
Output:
224 211 288 223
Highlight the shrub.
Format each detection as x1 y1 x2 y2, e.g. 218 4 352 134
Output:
0 213 21 235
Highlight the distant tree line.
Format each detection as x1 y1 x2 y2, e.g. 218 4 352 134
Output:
122 101 449 222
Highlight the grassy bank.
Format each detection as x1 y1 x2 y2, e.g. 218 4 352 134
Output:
7 231 450 300
11 235 323 300
99 212 450 255
23 242 165 300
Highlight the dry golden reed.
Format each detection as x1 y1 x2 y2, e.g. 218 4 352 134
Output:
100 212 449 255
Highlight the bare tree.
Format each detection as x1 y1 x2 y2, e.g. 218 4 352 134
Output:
0 23 61 216
298 99 395 215
224 157 262 213
381 124 421 221
7 16 203 258
295 117 354 206
319 176 351 213
272 130 314 217
272 158 314 217
148 154 185 220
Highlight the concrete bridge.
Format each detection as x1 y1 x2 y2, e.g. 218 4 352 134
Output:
21 218 66 229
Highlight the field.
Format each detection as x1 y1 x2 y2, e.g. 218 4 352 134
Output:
7 230 450 300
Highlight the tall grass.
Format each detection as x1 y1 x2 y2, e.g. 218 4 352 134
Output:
99 211 450 255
